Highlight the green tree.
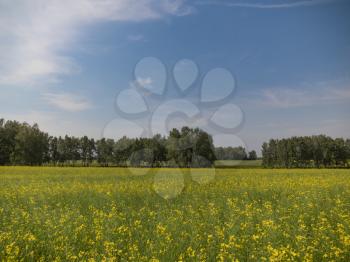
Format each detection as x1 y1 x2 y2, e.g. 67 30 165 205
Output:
96 138 114 166
80 136 95 166
11 123 48 166
0 120 21 165
248 150 257 160
166 127 215 167
48 137 59 165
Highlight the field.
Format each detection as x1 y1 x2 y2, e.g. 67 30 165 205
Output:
214 160 262 168
0 167 350 261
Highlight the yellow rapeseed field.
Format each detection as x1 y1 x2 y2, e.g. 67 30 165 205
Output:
0 167 349 261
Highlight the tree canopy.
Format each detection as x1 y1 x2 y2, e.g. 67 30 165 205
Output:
262 135 350 168
0 119 218 167
1 118 348 168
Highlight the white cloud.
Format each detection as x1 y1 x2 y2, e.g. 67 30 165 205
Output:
197 0 334 9
258 86 350 108
42 92 93 112
0 0 193 86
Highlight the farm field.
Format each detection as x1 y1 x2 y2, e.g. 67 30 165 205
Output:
0 167 350 261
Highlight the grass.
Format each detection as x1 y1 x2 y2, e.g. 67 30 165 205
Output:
0 167 349 261
214 159 262 168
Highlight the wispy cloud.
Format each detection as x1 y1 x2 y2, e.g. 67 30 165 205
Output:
258 86 350 108
0 0 193 86
197 0 335 9
42 92 93 112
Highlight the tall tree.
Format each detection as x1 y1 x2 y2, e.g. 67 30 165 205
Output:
80 136 95 166
248 150 257 160
96 138 115 166
11 123 48 166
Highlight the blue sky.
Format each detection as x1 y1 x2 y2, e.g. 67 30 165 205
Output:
0 0 349 152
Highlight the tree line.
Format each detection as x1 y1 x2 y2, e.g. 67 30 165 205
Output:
215 146 257 161
1 118 238 167
2 119 348 168
262 135 350 168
